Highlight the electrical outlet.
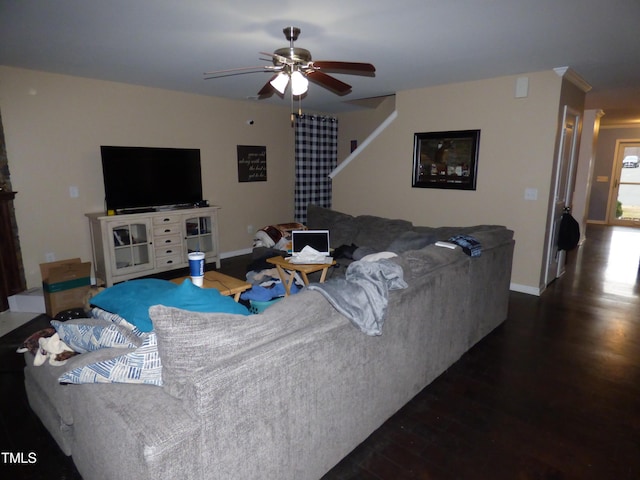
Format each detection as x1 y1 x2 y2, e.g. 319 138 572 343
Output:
247 225 254 234
69 186 79 198
45 252 56 262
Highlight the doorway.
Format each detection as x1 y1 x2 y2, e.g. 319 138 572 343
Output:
545 106 581 286
608 141 640 225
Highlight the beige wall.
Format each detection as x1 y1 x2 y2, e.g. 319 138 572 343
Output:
0 66 295 288
1 65 579 293
336 71 564 292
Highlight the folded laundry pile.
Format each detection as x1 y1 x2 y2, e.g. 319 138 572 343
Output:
448 234 482 257
240 281 300 302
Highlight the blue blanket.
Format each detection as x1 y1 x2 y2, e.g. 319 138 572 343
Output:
307 259 407 336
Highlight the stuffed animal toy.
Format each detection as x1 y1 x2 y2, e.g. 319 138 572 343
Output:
16 328 55 355
33 333 76 366
83 285 105 311
16 328 77 366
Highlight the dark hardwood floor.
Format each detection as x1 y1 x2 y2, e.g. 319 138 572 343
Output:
1 224 638 479
322 224 640 480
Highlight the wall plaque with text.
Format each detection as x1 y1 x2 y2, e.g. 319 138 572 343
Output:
237 145 267 182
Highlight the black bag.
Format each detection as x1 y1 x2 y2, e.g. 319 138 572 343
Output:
558 209 580 251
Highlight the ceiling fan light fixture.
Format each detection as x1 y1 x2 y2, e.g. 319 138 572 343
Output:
291 70 309 96
270 72 289 94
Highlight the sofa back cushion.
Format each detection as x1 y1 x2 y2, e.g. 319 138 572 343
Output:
150 291 334 402
306 204 358 248
306 204 413 251
353 215 413 251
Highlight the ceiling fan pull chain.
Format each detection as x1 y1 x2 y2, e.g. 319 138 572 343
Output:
290 88 295 127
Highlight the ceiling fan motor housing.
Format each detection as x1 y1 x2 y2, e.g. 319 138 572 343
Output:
273 47 312 66
204 25 374 99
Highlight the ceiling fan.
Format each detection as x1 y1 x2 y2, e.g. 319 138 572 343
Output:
204 26 376 99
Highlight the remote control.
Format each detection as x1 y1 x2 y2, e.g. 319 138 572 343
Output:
435 241 458 249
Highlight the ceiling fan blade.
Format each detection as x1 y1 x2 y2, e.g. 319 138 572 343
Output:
312 61 376 76
203 65 276 79
307 71 352 96
257 75 278 98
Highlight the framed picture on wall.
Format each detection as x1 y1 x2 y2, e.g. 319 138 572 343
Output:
237 145 267 182
412 130 480 190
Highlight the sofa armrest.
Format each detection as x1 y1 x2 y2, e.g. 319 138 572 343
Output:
69 383 202 480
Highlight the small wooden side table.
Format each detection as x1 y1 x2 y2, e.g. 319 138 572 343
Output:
266 256 336 296
170 271 251 301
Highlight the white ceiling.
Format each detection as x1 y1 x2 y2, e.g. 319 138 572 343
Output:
2 0 639 124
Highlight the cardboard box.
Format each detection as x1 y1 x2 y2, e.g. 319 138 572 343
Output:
8 287 46 313
40 258 91 317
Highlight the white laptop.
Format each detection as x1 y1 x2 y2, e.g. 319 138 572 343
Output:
289 230 332 263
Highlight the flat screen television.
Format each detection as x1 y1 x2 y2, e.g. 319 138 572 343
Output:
101 146 203 212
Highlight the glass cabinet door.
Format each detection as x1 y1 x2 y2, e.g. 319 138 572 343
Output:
184 216 214 254
109 221 153 273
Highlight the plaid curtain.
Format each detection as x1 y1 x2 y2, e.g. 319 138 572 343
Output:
294 114 338 224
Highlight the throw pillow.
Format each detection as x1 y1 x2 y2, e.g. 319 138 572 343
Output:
52 318 143 354
162 279 250 316
58 332 162 386
89 307 143 335
89 278 249 332
90 279 178 332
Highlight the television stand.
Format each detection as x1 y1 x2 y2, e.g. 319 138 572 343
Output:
117 203 203 215
117 207 156 215
86 206 221 286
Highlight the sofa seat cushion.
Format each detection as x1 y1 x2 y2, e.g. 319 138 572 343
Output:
24 353 76 426
23 342 146 426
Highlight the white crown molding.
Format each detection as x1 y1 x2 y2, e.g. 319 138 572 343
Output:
600 123 640 129
553 66 592 93
591 109 606 118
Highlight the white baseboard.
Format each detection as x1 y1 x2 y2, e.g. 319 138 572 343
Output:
510 283 542 296
220 248 252 259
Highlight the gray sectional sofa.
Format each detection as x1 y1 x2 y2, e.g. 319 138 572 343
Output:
23 206 515 480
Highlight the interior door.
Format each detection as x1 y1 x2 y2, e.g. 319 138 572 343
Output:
608 141 640 225
545 106 581 285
